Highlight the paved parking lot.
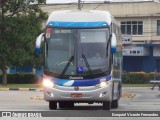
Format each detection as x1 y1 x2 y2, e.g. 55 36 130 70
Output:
0 87 160 111
0 87 160 119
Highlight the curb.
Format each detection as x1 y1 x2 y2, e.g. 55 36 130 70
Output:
122 87 151 90
0 88 10 91
0 88 135 99
0 87 150 91
0 88 43 92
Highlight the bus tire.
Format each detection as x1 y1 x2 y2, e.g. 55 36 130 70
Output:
111 99 119 108
103 101 111 110
49 101 57 110
67 102 74 109
59 102 66 109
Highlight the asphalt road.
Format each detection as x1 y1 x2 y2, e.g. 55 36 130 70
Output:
0 87 160 119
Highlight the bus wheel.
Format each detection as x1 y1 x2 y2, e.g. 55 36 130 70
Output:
49 101 57 110
59 102 66 109
103 101 111 110
111 99 119 108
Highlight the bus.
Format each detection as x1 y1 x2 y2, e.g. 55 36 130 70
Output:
35 10 122 110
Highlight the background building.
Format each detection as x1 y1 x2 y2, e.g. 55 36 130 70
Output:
38 0 160 72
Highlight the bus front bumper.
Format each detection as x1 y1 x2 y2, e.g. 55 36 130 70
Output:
44 84 113 102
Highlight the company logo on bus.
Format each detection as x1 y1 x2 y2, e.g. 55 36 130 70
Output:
74 87 79 91
69 76 83 80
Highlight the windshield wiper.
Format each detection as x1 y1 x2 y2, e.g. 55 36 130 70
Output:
60 56 74 77
82 54 93 75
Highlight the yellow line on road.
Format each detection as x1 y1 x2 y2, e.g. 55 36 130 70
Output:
30 96 44 100
122 92 136 99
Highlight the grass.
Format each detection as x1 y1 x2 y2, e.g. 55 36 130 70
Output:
0 84 42 88
0 83 152 88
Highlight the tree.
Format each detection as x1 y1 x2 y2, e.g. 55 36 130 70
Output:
0 0 47 86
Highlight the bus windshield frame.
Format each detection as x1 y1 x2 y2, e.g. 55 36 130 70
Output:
44 27 111 79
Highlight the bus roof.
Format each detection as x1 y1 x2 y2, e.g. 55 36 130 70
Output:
46 10 114 27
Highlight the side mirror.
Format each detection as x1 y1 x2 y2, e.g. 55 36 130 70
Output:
111 33 117 54
35 33 44 56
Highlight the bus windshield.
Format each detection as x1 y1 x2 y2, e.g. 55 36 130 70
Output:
45 28 110 77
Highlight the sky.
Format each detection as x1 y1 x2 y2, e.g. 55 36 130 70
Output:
46 0 158 4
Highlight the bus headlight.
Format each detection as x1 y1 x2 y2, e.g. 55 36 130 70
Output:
43 79 54 88
100 81 108 88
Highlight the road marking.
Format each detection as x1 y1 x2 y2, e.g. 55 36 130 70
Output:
30 96 44 100
122 92 136 99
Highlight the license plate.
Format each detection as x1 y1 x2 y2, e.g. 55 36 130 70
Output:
71 93 82 98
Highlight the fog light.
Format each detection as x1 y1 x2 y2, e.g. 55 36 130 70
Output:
99 92 107 97
47 92 54 97
43 79 54 88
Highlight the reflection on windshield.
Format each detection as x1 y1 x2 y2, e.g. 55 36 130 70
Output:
45 28 110 76
46 29 76 75
78 29 109 75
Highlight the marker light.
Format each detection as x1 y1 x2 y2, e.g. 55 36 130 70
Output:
43 79 54 88
100 81 108 88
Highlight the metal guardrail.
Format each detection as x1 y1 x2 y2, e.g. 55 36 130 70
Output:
150 80 160 83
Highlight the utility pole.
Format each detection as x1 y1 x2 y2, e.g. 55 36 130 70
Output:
78 0 81 10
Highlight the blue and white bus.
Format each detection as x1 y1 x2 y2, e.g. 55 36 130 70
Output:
36 10 122 110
